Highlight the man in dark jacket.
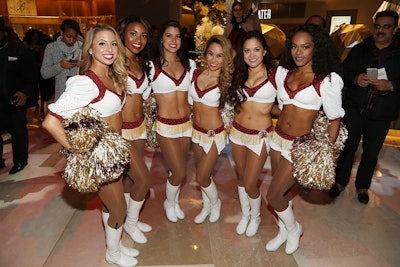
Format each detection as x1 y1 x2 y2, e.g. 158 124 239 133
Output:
0 17 37 174
330 10 400 204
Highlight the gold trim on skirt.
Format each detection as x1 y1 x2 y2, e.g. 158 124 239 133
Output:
192 127 227 154
121 120 147 141
229 125 270 146
155 118 192 138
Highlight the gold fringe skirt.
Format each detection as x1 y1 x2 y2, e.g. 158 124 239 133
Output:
192 124 227 154
121 117 146 141
229 121 273 156
155 116 192 138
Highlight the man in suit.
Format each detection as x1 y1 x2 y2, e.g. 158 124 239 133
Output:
0 17 37 174
330 10 400 204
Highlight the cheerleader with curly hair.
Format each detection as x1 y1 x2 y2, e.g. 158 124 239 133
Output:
189 35 235 223
265 24 344 254
116 14 153 244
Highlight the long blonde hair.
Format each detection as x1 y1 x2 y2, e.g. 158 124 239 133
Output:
80 24 127 93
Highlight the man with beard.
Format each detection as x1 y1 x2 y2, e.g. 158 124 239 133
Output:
0 17 37 173
330 10 400 204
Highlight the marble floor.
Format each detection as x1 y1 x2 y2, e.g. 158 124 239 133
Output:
1 113 400 267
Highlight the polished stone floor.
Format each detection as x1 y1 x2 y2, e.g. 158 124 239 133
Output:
1 114 400 267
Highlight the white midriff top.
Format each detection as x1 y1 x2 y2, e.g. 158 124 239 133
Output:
127 72 150 100
189 69 220 107
149 59 196 94
48 71 126 119
275 66 345 120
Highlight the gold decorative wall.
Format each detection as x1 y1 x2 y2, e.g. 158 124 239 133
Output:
7 0 37 16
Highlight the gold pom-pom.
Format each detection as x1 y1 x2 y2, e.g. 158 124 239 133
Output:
143 94 159 148
220 107 234 134
291 111 348 190
61 107 130 193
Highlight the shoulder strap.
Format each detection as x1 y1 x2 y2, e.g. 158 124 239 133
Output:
191 69 202 83
267 66 277 89
84 70 106 103
152 64 163 81
313 74 328 96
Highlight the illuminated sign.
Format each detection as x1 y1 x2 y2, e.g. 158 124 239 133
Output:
258 9 272 20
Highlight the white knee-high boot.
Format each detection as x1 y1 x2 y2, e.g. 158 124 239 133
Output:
246 194 261 237
175 186 185 219
124 198 148 244
124 193 152 233
167 171 185 220
265 201 292 251
204 179 221 223
102 212 138 267
194 188 210 224
275 203 302 254
236 186 250 235
164 179 181 222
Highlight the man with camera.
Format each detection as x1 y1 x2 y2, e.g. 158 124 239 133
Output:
330 10 400 204
0 17 37 174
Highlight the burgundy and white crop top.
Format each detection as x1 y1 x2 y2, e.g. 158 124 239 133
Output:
127 72 150 100
240 67 277 103
48 71 126 119
188 69 220 107
275 66 345 120
149 59 196 94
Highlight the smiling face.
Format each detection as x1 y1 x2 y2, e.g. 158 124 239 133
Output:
161 26 181 54
290 31 314 69
124 22 148 56
89 29 119 66
243 37 266 68
205 42 224 72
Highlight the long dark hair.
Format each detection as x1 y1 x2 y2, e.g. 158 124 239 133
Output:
230 1 243 28
116 14 152 80
154 20 189 69
279 24 342 77
227 30 273 111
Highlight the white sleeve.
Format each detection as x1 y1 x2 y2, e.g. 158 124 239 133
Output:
188 91 194 106
276 66 288 110
48 75 99 119
188 79 194 106
320 72 345 120
142 83 151 100
189 59 197 77
148 60 155 81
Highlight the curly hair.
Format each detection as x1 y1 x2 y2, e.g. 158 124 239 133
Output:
115 15 152 81
80 24 127 93
279 24 342 77
202 35 236 109
227 30 273 111
154 20 190 69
